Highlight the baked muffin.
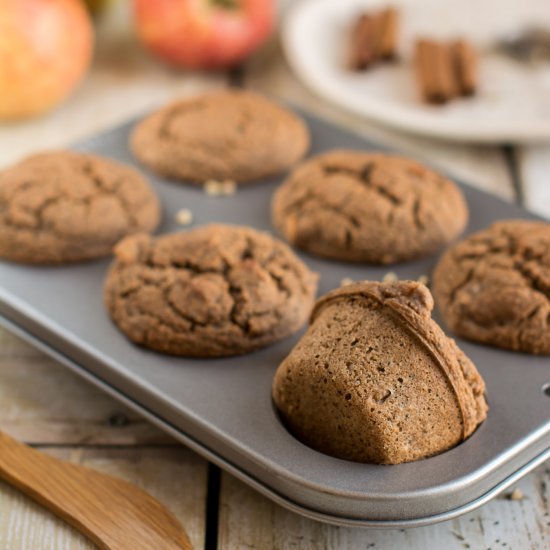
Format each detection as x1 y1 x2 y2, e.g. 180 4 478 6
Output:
272 150 468 264
104 224 318 357
433 220 550 355
0 151 160 264
273 281 487 464
131 90 310 184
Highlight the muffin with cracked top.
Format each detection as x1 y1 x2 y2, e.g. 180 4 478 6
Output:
131 90 310 184
0 151 160 264
272 150 468 264
104 224 318 357
433 220 550 355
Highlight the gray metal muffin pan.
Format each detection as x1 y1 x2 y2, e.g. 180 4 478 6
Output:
1 110 549 528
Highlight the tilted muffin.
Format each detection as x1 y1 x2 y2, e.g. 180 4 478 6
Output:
272 150 468 264
272 281 487 464
130 90 310 184
433 220 550 355
104 224 318 357
0 151 160 264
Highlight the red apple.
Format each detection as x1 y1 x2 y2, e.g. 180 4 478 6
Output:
133 0 275 70
0 0 93 120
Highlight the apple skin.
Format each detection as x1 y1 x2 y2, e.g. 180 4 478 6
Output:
0 0 94 120
133 0 275 70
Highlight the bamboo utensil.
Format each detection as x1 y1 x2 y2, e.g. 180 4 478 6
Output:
0 430 192 550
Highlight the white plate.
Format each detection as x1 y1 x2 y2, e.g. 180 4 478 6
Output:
282 0 550 143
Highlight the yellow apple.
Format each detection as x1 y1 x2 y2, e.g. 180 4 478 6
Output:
0 0 94 120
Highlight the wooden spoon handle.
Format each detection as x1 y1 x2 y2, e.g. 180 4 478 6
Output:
0 431 192 550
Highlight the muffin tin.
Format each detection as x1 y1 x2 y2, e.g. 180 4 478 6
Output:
1 110 549 528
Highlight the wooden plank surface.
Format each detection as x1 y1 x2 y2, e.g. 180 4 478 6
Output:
0 329 172 446
218 465 550 550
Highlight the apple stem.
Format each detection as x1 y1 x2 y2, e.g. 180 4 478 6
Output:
211 0 237 9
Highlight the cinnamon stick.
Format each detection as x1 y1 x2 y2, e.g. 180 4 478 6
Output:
415 39 457 104
348 7 400 70
349 15 377 70
378 7 399 60
452 40 477 96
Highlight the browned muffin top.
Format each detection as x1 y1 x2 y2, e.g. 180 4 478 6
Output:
131 90 310 184
433 220 550 355
104 224 318 357
0 151 160 264
272 150 468 264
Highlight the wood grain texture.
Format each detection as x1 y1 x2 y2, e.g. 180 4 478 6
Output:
0 447 207 550
218 466 550 550
0 432 192 550
0 329 172 446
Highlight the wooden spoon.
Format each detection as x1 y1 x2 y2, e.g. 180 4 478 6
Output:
0 430 192 550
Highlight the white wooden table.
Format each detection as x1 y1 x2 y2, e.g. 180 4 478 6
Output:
0 4 548 549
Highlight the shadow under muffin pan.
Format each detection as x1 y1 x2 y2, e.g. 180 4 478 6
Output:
1 109 549 528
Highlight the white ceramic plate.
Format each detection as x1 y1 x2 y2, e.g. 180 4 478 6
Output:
282 0 550 143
